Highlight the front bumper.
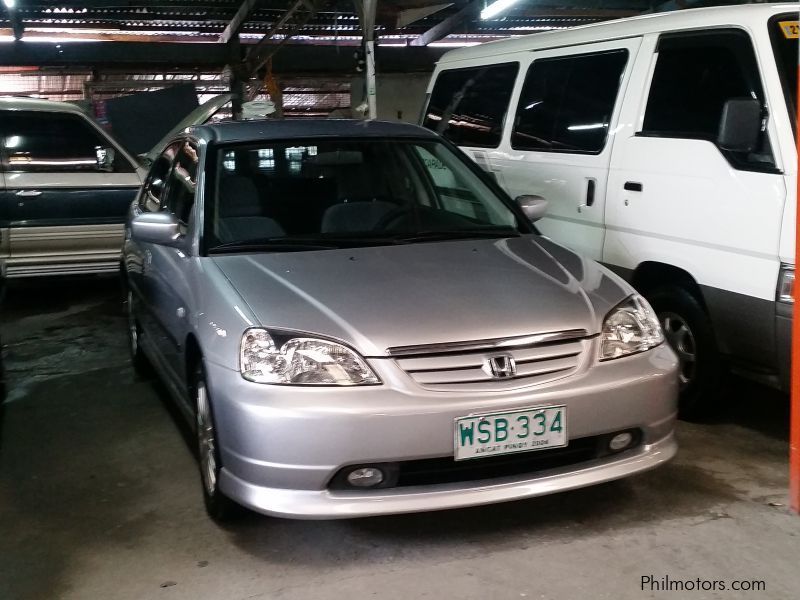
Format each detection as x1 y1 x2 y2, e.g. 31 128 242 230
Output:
220 433 676 519
205 342 678 519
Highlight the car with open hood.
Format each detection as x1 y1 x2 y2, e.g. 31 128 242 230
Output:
122 119 678 520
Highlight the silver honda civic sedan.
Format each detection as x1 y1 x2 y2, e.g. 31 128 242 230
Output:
123 119 678 521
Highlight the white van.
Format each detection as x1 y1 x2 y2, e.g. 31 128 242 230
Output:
422 4 798 417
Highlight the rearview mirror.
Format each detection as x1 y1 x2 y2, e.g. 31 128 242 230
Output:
307 150 364 166
516 195 548 223
131 212 181 246
717 98 761 153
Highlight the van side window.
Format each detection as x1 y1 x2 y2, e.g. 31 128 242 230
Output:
1 111 134 173
511 50 628 154
642 30 775 170
422 63 519 149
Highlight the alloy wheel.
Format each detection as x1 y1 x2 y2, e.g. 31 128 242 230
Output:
126 291 139 357
196 379 218 496
661 312 697 389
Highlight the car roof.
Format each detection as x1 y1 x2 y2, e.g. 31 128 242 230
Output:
191 119 439 145
439 3 796 64
0 95 86 114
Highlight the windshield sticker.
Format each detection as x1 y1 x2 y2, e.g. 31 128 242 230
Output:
778 20 799 39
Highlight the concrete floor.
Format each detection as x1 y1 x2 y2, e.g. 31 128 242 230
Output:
1 278 799 600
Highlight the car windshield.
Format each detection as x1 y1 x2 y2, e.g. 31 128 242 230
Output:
205 138 523 253
769 14 798 135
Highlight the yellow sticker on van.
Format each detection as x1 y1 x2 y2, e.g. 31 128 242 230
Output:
779 20 799 39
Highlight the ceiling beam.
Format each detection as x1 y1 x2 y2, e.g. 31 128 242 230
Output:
396 3 453 28
243 0 325 76
219 0 262 44
0 39 446 73
409 0 480 46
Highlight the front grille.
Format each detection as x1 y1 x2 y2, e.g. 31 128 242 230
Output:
389 330 588 391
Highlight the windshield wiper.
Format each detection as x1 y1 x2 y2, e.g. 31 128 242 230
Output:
391 229 522 243
208 238 340 254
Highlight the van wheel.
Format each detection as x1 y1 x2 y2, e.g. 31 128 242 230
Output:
193 362 241 522
646 286 721 420
126 290 152 377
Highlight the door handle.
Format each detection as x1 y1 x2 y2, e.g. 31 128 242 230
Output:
586 179 596 207
15 190 43 197
624 181 643 192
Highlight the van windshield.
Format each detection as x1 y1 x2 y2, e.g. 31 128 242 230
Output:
205 138 524 253
769 15 798 134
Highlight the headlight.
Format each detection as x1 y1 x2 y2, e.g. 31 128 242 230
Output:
777 264 794 304
240 328 380 385
600 294 664 360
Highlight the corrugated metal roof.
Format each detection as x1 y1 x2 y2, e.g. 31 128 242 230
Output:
0 0 684 44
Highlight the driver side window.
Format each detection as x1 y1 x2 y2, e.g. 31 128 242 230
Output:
413 144 516 228
415 146 490 223
140 143 180 212
162 141 199 234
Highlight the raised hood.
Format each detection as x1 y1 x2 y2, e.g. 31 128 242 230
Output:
212 236 631 357
142 93 232 164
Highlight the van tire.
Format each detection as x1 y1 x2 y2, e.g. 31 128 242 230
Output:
646 286 721 420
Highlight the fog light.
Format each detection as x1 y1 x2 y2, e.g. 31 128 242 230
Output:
609 432 634 452
346 467 384 488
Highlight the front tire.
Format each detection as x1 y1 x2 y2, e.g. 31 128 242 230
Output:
126 289 152 377
193 363 241 522
647 286 721 420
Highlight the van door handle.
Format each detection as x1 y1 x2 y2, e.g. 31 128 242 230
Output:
586 179 596 207
15 190 43 197
624 181 643 192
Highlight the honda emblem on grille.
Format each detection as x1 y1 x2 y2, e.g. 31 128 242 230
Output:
486 354 516 379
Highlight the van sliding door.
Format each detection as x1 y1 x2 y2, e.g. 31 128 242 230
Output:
498 38 641 262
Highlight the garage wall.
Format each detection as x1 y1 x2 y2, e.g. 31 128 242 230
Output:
350 73 431 123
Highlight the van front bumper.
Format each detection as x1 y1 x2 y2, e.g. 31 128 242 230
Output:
205 343 679 519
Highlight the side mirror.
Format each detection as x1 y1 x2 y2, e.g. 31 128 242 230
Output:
131 212 181 246
717 98 761 153
137 153 153 169
516 194 548 223
95 146 116 172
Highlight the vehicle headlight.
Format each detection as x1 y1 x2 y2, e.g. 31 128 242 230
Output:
777 264 794 304
240 328 380 385
600 294 664 360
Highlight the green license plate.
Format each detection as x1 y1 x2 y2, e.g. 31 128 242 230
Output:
454 405 567 461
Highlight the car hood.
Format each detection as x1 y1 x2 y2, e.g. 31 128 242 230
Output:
211 236 631 356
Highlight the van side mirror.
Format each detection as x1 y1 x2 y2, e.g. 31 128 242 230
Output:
131 212 181 246
717 98 761 153
516 195 548 222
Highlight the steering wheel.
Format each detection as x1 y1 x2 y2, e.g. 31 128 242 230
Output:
372 206 414 232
